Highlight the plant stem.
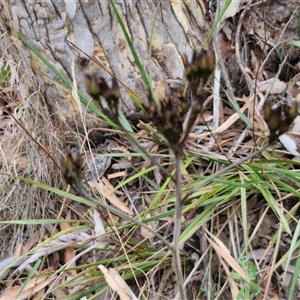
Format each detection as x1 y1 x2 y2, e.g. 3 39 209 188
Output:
171 143 270 300
173 152 186 300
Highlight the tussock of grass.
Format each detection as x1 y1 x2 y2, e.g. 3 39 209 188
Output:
0 61 62 262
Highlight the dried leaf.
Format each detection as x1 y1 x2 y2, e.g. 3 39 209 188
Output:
279 133 300 156
241 95 267 132
94 178 133 215
20 231 41 255
85 155 111 182
257 78 286 94
140 213 158 239
107 170 127 179
214 104 247 134
0 271 56 300
93 209 106 236
218 256 240 299
206 229 249 282
98 265 138 300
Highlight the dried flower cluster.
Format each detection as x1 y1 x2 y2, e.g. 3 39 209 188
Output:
144 92 187 149
185 50 216 107
85 74 121 116
144 50 215 152
61 149 83 185
83 50 215 155
263 99 298 144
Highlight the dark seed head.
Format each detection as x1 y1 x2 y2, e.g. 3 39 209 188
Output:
263 99 298 143
61 149 83 185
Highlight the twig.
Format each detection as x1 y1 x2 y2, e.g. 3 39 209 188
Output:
210 66 221 145
235 0 254 90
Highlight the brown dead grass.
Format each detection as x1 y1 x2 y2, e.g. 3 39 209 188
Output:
0 55 73 260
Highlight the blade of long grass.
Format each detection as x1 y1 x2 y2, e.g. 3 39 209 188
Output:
288 246 300 300
17 259 41 299
267 174 300 198
109 0 150 91
283 220 300 293
114 165 158 191
0 219 80 225
256 183 291 234
117 109 134 133
239 172 249 253
286 39 300 48
180 203 216 245
0 62 11 86
204 0 233 46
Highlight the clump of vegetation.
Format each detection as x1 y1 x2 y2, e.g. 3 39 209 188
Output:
80 50 215 299
1 1 300 300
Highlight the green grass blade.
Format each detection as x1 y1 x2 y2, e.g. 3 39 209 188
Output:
180 203 216 245
288 246 300 300
109 0 150 90
204 0 232 46
18 259 41 299
239 173 249 252
257 183 291 234
283 219 300 283
0 62 11 86
117 109 134 132
286 39 300 48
